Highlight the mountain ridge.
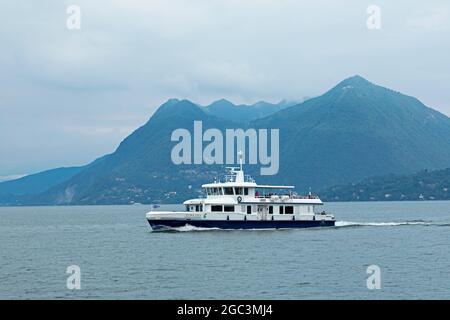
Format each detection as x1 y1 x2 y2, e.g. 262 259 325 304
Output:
203 98 297 123
1 75 449 205
319 167 450 201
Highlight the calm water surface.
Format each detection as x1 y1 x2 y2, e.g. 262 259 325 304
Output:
1 201 450 299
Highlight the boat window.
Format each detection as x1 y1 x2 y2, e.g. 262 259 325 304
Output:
224 187 234 195
279 206 284 214
185 205 190 212
234 187 243 195
247 205 252 214
269 206 273 214
244 188 249 195
219 188 223 195
285 206 294 214
224 205 234 212
211 205 222 212
195 205 200 212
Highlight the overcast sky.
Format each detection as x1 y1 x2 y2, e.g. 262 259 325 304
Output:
1 0 449 179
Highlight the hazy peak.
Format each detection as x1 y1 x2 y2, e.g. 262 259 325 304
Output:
207 99 235 108
337 75 373 89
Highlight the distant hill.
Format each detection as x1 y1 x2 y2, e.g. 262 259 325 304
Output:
204 99 297 123
0 166 84 196
0 155 109 202
319 168 450 201
1 75 450 205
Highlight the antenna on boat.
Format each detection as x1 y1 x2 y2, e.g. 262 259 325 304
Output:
238 150 243 171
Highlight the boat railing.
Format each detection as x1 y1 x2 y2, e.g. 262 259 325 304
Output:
255 194 280 199
291 194 320 199
255 194 319 199
224 174 255 183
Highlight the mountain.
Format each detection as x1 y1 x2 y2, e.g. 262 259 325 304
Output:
204 99 296 123
0 155 109 204
319 168 450 201
252 75 450 189
31 100 233 205
0 166 84 196
2 75 450 205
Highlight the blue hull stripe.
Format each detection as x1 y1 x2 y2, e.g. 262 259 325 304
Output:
148 219 335 230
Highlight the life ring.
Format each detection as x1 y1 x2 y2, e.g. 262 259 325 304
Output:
237 196 242 203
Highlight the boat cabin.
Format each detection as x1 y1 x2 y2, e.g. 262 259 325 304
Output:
183 165 325 218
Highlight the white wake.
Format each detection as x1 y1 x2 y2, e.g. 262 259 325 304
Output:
335 220 433 227
155 224 221 232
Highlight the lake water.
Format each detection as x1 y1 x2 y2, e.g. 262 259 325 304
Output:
1 201 450 299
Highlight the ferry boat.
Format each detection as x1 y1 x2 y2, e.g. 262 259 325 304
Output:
146 155 335 230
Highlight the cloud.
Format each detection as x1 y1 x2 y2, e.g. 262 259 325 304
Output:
0 0 449 176
63 125 135 136
405 6 450 31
